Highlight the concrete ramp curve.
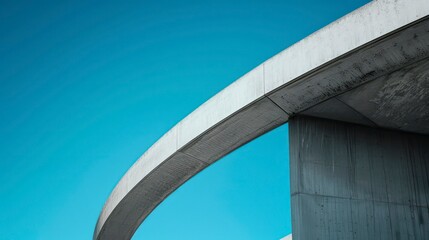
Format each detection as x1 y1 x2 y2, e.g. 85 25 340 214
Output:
95 1 429 239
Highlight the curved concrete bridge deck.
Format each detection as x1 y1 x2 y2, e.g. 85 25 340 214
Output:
95 1 429 239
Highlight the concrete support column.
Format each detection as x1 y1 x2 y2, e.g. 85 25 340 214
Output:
289 116 429 240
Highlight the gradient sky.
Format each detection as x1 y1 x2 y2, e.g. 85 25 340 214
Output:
0 0 369 239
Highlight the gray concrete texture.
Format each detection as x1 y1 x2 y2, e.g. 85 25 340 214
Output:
302 58 429 133
289 116 429 240
94 1 429 239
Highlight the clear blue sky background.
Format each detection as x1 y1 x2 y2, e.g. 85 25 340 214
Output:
0 0 369 239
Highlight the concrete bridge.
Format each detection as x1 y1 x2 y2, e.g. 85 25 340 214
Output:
94 0 429 239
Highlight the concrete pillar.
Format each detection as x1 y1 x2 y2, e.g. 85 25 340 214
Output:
289 116 429 240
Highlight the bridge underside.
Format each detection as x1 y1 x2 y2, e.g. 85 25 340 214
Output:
287 14 429 238
289 116 429 240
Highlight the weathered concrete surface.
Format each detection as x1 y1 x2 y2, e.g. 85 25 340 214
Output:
270 17 429 119
302 58 429 134
289 116 429 240
338 58 429 134
95 1 429 239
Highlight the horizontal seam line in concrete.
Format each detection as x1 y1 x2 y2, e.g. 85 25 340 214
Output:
291 192 429 208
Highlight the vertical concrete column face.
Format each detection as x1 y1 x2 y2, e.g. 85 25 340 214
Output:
289 116 429 240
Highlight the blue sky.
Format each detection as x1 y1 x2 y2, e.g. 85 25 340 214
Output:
0 0 369 239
